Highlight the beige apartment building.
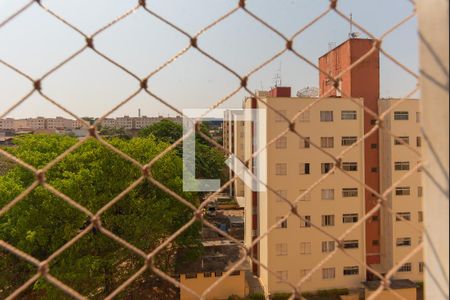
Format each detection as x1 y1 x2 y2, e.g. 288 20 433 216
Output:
223 110 246 204
223 90 424 296
240 89 368 295
45 117 76 130
379 99 424 282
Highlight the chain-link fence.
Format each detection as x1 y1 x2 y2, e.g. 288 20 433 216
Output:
0 1 448 299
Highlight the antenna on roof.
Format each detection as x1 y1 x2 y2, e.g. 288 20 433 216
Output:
348 13 361 39
273 62 282 87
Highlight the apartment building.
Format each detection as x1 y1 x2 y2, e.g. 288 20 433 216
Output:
223 110 246 200
242 89 367 294
46 117 76 130
379 99 424 282
224 38 423 296
0 118 14 130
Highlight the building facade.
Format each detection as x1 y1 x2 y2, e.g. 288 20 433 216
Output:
242 91 367 294
224 38 423 296
379 99 424 282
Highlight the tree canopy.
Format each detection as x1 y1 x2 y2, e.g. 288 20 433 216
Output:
0 134 202 299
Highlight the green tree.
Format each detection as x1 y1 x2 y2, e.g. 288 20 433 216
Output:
139 120 226 184
0 134 201 299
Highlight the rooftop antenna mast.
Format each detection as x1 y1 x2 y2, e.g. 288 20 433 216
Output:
273 61 283 87
348 13 360 39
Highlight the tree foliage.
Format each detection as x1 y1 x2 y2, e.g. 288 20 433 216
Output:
0 134 202 299
139 119 226 183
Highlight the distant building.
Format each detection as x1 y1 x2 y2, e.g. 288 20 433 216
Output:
178 243 249 300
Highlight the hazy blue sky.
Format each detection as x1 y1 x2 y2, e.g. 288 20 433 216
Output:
0 0 419 119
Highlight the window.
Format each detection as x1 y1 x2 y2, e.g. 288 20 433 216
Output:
342 162 358 172
395 162 410 171
343 214 358 223
230 271 240 276
371 167 379 173
320 111 334 122
371 143 378 149
204 272 212 278
418 186 423 197
276 110 287 122
416 112 421 123
299 163 311 175
298 190 311 201
321 137 334 148
276 190 287 203
322 268 336 279
322 241 335 253
299 137 311 149
276 217 288 229
343 266 359 276
322 215 335 227
419 262 425 273
394 111 409 120
396 212 411 221
321 163 334 174
372 240 380 246
417 136 422 147
276 136 288 149
185 274 198 279
298 111 311 123
396 187 411 196
321 189 335 200
396 238 412 247
300 269 312 282
418 211 424 223
341 110 357 120
395 136 410 145
300 242 312 255
343 240 359 249
215 271 223 277
276 243 288 256
343 188 358 198
398 263 412 272
300 216 312 228
276 271 288 283
276 163 288 176
342 136 357 146
372 215 380 222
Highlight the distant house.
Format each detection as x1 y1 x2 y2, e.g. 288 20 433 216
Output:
177 243 249 300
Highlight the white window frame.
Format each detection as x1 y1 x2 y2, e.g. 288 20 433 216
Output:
322 268 336 279
322 241 335 253
396 237 412 247
342 136 358 146
322 215 335 227
343 214 359 224
342 188 358 197
343 266 359 276
275 136 288 149
320 111 334 122
321 137 334 148
300 242 312 255
276 163 288 176
276 243 288 256
341 110 357 120
321 189 335 200
394 111 409 120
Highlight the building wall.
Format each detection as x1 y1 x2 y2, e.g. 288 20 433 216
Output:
319 38 381 265
379 99 424 282
365 288 417 300
179 271 246 300
243 96 367 294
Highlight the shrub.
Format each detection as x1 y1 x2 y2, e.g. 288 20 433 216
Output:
247 293 265 300
272 293 292 300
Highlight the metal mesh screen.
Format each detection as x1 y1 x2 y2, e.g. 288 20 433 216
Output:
0 1 432 299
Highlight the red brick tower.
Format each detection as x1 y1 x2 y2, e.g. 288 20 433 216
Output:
319 39 381 267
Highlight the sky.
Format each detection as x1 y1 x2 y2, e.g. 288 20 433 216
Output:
0 0 419 119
